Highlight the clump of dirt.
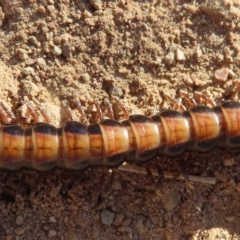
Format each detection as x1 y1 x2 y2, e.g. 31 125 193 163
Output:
0 0 240 239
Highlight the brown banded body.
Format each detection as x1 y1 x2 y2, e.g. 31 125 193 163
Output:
0 100 240 171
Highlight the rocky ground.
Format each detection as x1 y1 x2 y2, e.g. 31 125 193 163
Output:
0 0 240 239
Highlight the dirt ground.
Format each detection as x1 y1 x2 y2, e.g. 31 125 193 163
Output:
0 0 240 239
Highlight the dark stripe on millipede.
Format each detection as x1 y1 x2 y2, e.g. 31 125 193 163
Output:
34 123 57 135
100 119 123 127
25 127 32 136
160 109 184 118
121 120 131 127
228 136 240 148
88 123 102 135
136 148 158 164
197 138 219 152
151 114 163 123
213 106 223 114
106 152 127 167
221 101 240 109
129 114 152 123
182 111 191 119
64 121 87 134
189 106 215 114
57 127 63 136
2 125 24 136
166 142 189 157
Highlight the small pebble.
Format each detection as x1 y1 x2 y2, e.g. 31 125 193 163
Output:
15 227 25 235
121 217 131 226
127 230 133 238
236 183 240 192
207 193 218 203
135 218 144 233
42 223 51 231
214 68 234 82
222 156 235 167
18 48 28 61
36 57 46 69
0 7 5 27
28 36 41 47
21 80 39 96
37 6 46 14
195 48 203 58
68 232 79 240
33 75 41 82
112 214 124 226
15 216 24 225
52 46 62 56
101 210 115 226
81 73 90 83
175 48 186 61
43 43 50 53
168 44 177 53
228 69 235 78
225 215 234 222
118 67 129 74
109 86 123 97
22 66 35 75
89 0 102 10
111 180 122 190
53 36 61 45
83 10 93 18
64 74 73 85
49 216 57 223
118 226 133 236
47 5 55 12
165 52 175 65
118 226 129 232
151 217 158 225
26 58 36 65
161 190 181 210
47 229 57 238
62 44 72 59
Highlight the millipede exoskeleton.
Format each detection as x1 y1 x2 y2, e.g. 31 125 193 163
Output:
0 92 239 176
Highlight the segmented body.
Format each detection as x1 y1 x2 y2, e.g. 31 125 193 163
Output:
1 101 240 171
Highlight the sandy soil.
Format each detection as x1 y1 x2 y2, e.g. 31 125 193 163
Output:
0 0 240 239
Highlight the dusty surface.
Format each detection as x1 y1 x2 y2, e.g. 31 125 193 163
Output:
0 0 240 239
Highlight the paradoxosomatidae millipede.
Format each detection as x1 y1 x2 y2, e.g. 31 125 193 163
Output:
0 94 240 172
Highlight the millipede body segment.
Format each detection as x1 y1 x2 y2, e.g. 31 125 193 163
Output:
1 101 240 171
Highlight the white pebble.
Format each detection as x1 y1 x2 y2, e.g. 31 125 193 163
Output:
168 44 177 53
15 227 25 235
49 216 57 223
52 46 62 56
36 57 46 68
195 48 203 58
111 180 122 190
101 210 115 226
22 66 35 75
89 0 102 10
214 68 234 82
81 73 90 83
222 157 235 167
15 216 24 225
175 48 186 61
18 48 28 61
165 52 175 65
47 229 57 238
83 10 93 18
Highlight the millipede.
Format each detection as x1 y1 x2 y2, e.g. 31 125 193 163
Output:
0 92 239 173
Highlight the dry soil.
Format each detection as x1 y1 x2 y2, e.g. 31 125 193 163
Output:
0 0 240 239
